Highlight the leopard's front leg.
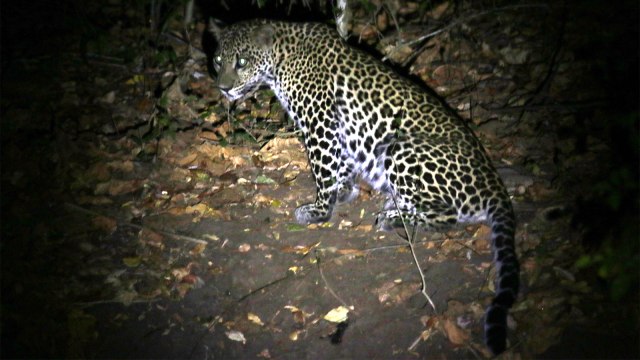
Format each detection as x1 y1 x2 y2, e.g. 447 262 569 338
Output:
294 124 348 224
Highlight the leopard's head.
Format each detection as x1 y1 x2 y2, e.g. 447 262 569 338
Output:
209 20 275 101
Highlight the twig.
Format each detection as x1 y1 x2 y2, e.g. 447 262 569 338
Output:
389 131 437 312
407 331 424 352
362 239 446 253
160 32 206 58
63 202 208 245
191 270 299 358
404 220 437 312
465 343 483 360
315 251 350 308
382 4 549 62
236 273 293 302
75 298 161 308
383 3 403 40
482 100 607 113
508 4 567 129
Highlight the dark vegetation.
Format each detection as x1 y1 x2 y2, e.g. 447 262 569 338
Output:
1 0 638 358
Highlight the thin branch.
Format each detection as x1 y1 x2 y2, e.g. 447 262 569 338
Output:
63 202 208 245
237 273 293 302
482 100 608 113
382 4 549 62
75 298 161 308
315 251 350 308
388 131 437 312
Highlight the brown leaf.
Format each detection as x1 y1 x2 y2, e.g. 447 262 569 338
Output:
190 243 207 256
172 266 191 281
526 181 556 201
428 1 450 19
257 348 271 358
374 281 421 304
166 207 187 216
473 224 492 240
257 137 308 169
74 195 113 205
215 121 232 137
139 228 164 249
281 241 321 255
91 215 117 234
353 224 374 232
336 249 367 257
94 179 141 196
107 160 134 173
205 187 245 208
198 130 219 141
442 317 470 346
86 163 111 182
178 152 198 167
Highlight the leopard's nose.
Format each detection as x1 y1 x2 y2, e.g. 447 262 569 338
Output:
217 82 232 92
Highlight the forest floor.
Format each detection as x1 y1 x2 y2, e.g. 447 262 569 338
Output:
1 0 638 359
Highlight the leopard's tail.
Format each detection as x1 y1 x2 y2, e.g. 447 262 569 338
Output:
484 201 519 355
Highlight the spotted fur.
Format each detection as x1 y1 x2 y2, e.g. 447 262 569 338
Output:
210 20 519 355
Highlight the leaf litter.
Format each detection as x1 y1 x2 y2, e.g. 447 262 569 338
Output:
2 1 636 359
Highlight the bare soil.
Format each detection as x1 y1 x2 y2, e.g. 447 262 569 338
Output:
1 1 638 359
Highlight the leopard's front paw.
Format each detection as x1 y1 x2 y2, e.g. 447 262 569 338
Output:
375 210 403 232
295 204 332 224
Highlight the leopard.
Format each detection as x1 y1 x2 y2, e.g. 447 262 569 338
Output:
209 19 519 355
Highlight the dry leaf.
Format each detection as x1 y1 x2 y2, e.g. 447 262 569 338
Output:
181 274 204 286
281 241 321 255
226 330 246 344
75 195 113 205
178 152 198 167
213 121 232 138
442 317 470 345
198 131 219 141
473 224 492 240
324 306 349 323
185 203 210 216
284 305 311 325
204 112 219 123
122 256 141 267
86 163 111 182
257 348 271 358
353 224 373 232
248 313 264 326
95 179 140 196
171 266 191 281
289 330 302 341
107 160 134 172
190 243 207 256
91 215 117 234
203 234 220 241
336 249 366 257
115 289 138 306
139 228 164 249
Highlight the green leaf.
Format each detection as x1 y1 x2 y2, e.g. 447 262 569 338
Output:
255 174 276 184
286 223 307 232
575 254 592 268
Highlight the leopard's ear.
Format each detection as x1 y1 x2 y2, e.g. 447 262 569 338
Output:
208 18 223 39
253 24 275 50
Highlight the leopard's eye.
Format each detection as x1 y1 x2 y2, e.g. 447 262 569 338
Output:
213 55 222 65
237 57 248 68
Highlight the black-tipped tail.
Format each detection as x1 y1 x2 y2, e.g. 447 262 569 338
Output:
484 203 519 355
